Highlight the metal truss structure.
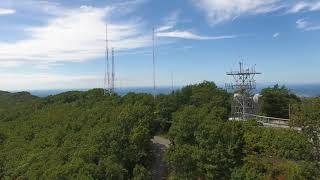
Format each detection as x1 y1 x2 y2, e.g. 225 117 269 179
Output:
226 62 261 120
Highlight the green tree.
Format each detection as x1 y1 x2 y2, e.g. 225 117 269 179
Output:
133 164 151 180
166 144 199 179
0 89 154 179
168 106 202 145
260 85 300 118
167 103 243 179
0 157 5 179
231 156 310 180
290 97 320 160
299 98 320 160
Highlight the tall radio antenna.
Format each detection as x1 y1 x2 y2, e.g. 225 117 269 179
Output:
152 28 156 98
104 23 111 95
111 48 115 92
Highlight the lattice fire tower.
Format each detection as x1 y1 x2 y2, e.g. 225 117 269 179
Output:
226 62 261 120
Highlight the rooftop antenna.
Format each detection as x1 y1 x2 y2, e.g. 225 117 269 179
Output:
152 28 156 98
104 23 111 95
111 48 115 92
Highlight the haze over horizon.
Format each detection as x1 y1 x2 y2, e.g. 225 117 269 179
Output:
0 0 319 91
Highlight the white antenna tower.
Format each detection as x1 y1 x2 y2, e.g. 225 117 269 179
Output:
104 24 111 95
152 28 156 98
111 48 115 92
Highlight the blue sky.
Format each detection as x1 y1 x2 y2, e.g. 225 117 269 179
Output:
0 0 319 90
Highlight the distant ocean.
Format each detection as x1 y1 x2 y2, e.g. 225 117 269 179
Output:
25 84 320 98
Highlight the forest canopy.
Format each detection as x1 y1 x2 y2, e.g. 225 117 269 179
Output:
0 81 319 179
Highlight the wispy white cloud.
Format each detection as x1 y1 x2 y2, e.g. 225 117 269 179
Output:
0 0 63 16
0 3 151 68
191 0 320 25
191 0 284 25
156 25 174 32
296 18 309 29
107 0 150 17
0 8 15 15
288 2 309 13
288 1 320 13
304 25 320 31
155 11 180 32
273 32 280 38
156 30 237 40
155 10 236 40
296 18 320 31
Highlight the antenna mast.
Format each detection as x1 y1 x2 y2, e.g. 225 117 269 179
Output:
104 23 111 95
152 28 156 98
111 48 115 92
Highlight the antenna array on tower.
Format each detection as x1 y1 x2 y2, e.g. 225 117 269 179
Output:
226 62 262 120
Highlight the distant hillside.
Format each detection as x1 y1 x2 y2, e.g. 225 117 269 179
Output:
26 86 177 97
0 91 39 122
287 84 320 97
18 84 320 98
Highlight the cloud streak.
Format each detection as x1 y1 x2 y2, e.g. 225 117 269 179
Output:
288 1 320 13
0 8 16 15
156 31 236 40
192 0 284 25
191 0 320 25
296 18 320 31
155 11 236 40
155 11 180 32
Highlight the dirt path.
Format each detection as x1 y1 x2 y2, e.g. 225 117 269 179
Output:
151 136 170 180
